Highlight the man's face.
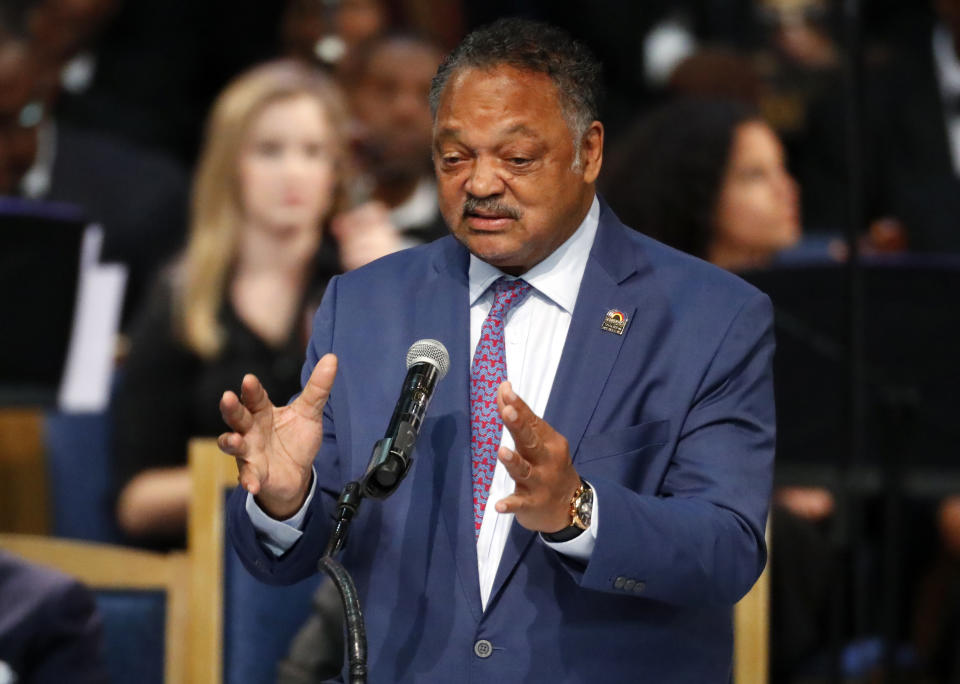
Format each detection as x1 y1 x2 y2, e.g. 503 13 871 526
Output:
433 65 602 275
352 40 440 179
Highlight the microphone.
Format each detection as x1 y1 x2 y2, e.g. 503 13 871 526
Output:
360 339 449 499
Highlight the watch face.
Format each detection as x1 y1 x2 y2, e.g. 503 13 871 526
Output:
573 484 593 529
576 499 591 527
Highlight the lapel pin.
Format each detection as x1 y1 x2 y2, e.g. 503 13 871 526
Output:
601 309 628 335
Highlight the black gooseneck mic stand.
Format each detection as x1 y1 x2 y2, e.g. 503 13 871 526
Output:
315 341 448 684
318 482 366 684
316 437 418 684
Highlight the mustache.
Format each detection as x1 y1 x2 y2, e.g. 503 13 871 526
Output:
462 196 522 220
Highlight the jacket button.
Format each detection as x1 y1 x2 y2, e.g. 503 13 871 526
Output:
623 579 636 591
474 639 493 658
633 582 646 594
614 576 626 589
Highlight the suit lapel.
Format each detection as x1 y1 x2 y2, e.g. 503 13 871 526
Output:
487 202 646 609
542 208 642 467
415 238 484 622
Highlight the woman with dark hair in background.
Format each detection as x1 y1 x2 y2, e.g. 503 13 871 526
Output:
603 97 802 271
602 98 835 680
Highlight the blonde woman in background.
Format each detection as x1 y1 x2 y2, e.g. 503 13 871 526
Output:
112 60 358 547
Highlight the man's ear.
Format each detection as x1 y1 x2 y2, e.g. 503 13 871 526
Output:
579 121 604 184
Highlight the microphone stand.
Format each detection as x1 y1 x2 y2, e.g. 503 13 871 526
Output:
314 344 446 683
318 481 367 684
316 445 414 684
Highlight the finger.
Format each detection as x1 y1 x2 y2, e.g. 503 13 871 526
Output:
497 381 549 462
237 460 264 495
296 353 338 418
220 391 254 433
497 445 532 482
240 374 273 416
218 433 264 494
494 492 525 515
217 432 248 459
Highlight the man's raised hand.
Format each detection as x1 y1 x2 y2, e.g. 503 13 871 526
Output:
493 381 582 533
218 353 338 519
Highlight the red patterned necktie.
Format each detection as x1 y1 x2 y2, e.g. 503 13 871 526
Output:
471 277 532 538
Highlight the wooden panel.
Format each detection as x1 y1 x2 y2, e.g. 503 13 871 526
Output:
186 437 237 684
0 409 49 534
0 534 181 587
733 524 771 684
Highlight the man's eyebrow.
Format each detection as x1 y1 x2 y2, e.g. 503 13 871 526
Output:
502 123 541 138
434 123 542 145
434 126 461 142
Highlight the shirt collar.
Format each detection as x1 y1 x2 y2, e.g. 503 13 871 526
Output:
468 194 600 313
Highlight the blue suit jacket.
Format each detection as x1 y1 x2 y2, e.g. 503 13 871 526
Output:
0 551 108 684
228 201 776 683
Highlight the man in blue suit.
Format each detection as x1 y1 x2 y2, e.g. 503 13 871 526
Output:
220 18 775 683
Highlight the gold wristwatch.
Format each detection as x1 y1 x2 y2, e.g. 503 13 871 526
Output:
542 478 593 542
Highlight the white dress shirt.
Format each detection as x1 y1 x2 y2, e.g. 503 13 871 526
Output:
248 196 602 611
469 196 600 608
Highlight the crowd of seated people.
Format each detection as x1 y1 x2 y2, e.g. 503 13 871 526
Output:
603 90 960 681
111 30 449 551
0 3 189 328
3 1 960 682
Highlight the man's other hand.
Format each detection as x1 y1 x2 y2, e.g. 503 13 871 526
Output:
218 354 338 519
494 381 582 533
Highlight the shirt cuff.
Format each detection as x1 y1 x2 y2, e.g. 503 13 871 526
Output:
540 483 599 561
245 468 317 557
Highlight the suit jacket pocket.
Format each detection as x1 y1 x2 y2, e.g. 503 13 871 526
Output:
576 420 670 463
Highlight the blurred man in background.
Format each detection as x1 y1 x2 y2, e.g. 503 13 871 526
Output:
330 33 447 269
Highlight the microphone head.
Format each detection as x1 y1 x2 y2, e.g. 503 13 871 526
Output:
406 339 450 380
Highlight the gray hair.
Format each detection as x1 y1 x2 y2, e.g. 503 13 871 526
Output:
429 18 603 168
